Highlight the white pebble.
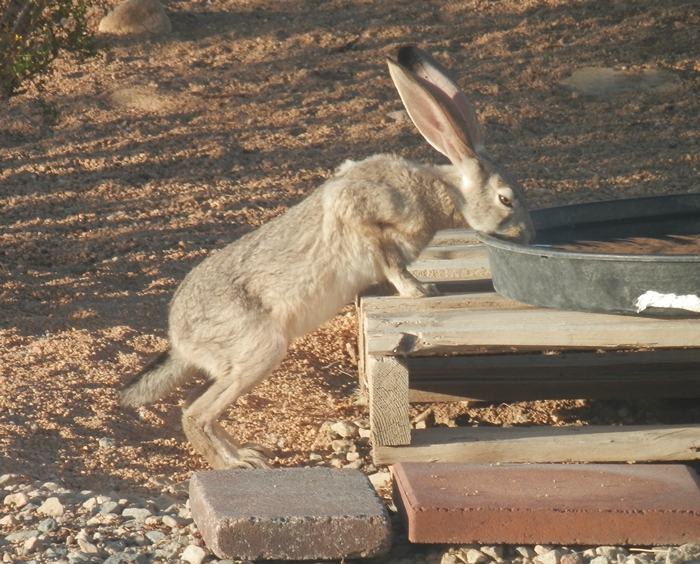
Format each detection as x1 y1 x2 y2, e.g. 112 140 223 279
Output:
441 552 460 564
516 547 538 559
37 497 65 517
535 550 562 564
0 514 18 526
181 544 207 564
4 492 30 508
368 471 392 489
561 553 583 564
77 538 99 553
23 536 44 554
330 420 358 438
666 548 684 564
481 546 504 561
465 548 488 564
122 507 152 520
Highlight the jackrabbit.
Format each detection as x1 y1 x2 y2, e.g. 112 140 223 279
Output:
121 46 535 469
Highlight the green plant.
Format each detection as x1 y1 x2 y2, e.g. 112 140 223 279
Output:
0 0 107 98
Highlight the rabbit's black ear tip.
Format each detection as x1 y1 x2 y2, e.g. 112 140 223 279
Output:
397 45 421 66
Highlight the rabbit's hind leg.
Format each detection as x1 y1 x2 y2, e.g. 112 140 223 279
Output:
181 335 287 469
182 414 271 469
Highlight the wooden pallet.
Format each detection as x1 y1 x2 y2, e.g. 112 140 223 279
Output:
357 230 700 465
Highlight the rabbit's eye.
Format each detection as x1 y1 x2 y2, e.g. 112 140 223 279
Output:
498 194 512 207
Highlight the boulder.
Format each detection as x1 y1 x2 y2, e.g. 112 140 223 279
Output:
98 0 171 35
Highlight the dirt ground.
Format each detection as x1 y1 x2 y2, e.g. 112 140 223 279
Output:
1 0 699 496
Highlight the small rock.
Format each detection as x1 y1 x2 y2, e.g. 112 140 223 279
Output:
98 0 171 35
346 451 360 462
0 514 17 526
166 480 189 500
145 530 168 544
481 546 504 561
100 501 121 515
331 439 355 454
162 514 191 528
144 515 162 526
386 110 409 122
626 556 650 564
105 540 127 554
68 551 91 564
98 437 115 448
681 545 700 560
561 553 584 564
0 474 24 488
464 548 488 564
37 497 65 517
358 427 372 439
535 549 562 564
82 497 99 511
104 551 148 564
329 457 345 469
308 453 323 461
152 494 178 511
590 557 612 564
37 517 58 533
368 471 392 489
536 546 555 556
5 530 39 542
442 553 461 564
45 547 69 559
516 547 538 559
181 544 207 564
23 536 44 554
330 421 358 438
666 549 685 564
4 492 30 508
77 538 99 554
597 548 624 560
559 67 682 98
344 458 363 469
121 507 152 520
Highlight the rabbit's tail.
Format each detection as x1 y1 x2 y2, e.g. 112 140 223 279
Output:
120 349 190 406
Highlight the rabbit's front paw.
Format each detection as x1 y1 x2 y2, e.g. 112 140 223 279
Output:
404 282 441 298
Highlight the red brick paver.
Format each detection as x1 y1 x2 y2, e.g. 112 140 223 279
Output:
392 462 700 545
189 467 392 560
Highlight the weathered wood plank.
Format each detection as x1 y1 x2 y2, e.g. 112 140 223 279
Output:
364 301 700 355
409 230 489 281
408 255 490 282
361 291 522 314
372 424 700 465
417 244 488 261
367 356 411 446
428 229 480 247
405 348 700 402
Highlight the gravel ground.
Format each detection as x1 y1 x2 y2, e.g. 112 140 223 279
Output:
4 457 700 564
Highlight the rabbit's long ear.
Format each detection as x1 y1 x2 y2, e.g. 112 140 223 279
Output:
397 46 485 156
389 46 486 164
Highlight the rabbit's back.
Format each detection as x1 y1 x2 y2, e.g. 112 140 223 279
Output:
167 155 464 346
